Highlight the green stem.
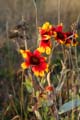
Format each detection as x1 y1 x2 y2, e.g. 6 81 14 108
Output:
20 71 24 120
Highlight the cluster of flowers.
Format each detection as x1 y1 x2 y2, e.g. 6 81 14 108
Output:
38 22 78 55
20 22 78 77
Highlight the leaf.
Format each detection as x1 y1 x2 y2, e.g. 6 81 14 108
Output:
59 99 80 114
24 78 33 93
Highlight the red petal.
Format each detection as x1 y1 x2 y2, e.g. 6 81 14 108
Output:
45 86 54 91
56 25 63 32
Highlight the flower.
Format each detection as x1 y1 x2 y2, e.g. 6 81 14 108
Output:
54 24 66 44
38 39 51 55
39 22 54 41
39 22 53 35
38 22 54 55
72 39 78 46
55 31 66 44
45 86 54 92
65 32 78 46
64 39 71 47
20 49 48 77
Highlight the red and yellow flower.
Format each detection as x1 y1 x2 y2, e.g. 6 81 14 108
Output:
37 39 52 55
20 49 48 77
39 22 53 36
53 24 66 44
65 32 78 46
38 22 54 55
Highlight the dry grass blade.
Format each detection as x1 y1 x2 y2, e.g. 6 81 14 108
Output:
11 115 20 120
34 110 42 120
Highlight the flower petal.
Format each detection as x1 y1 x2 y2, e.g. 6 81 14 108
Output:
46 47 51 55
20 49 30 59
21 62 29 69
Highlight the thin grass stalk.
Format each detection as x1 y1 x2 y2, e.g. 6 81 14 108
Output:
71 15 80 70
14 0 18 20
72 19 80 118
74 46 80 116
69 46 75 69
59 15 66 102
32 0 38 46
23 21 28 50
57 0 65 115
74 46 78 69
74 46 80 92
66 74 69 101
32 0 38 28
11 115 20 120
9 95 19 115
57 69 64 110
74 40 80 89
21 0 28 50
69 49 75 119
68 47 74 108
24 31 28 50
71 27 79 119
47 72 59 120
56 69 70 92
14 39 20 51
75 16 80 111
34 110 42 120
57 0 61 24
57 69 70 108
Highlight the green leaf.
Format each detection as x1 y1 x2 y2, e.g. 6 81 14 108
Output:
59 99 80 114
24 78 33 93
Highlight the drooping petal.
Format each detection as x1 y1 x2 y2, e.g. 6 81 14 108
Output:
20 49 31 59
39 71 45 77
21 62 30 69
45 47 51 55
37 47 45 53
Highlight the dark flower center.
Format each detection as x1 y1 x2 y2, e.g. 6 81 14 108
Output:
30 56 40 65
43 40 49 43
57 32 65 39
66 33 73 40
65 39 71 44
73 39 77 44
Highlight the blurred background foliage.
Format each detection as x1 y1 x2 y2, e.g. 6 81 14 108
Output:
0 0 80 46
